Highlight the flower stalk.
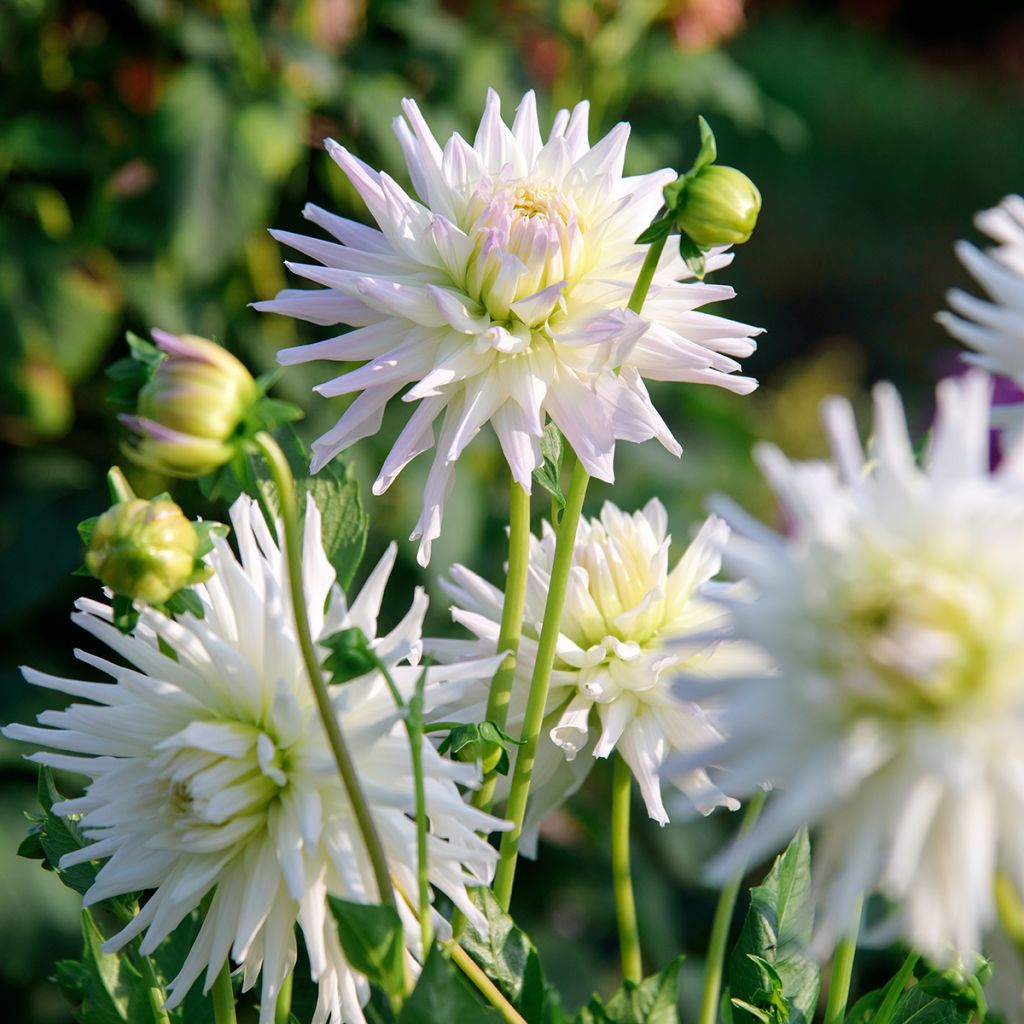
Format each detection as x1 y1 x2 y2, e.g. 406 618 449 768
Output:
612 754 643 984
211 964 237 1024
823 895 863 1024
253 431 397 913
274 971 294 1024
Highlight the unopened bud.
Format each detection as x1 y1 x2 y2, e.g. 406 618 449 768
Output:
121 330 257 478
438 721 517 776
85 498 203 605
672 164 761 247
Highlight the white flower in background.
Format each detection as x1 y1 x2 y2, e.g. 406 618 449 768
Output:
681 372 1024 962
430 499 749 844
938 195 1024 428
5 496 505 1024
257 89 762 564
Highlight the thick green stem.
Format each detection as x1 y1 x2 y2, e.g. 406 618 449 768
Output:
473 480 531 814
492 459 590 909
446 942 529 1024
253 433 396 912
211 964 237 1024
409 671 433 957
823 895 864 1024
612 754 643 984
697 790 767 1024
135 948 171 1024
274 970 294 1024
627 235 667 314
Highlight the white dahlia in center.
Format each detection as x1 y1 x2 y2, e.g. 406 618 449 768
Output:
431 499 750 847
257 89 762 563
5 496 506 1024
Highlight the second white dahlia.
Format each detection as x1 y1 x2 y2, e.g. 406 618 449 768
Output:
5 496 505 1024
258 89 762 563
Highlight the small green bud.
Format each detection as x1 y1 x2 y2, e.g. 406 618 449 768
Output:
121 330 257 478
85 498 204 605
437 721 519 777
672 164 762 247
322 627 377 684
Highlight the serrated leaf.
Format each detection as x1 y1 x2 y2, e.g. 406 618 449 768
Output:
461 887 535 1006
533 421 565 509
328 898 405 1003
35 767 99 897
577 957 683 1024
728 829 818 1024
399 946 504 1024
252 427 368 591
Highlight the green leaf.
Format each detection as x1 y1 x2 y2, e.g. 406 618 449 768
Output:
250 396 304 433
34 767 100 898
328 898 405 1003
635 216 673 246
728 829 819 1024
888 983 972 1024
438 721 522 776
533 421 565 510
54 910 152 1024
577 957 684 1024
399 946 504 1024
678 234 707 280
252 426 368 591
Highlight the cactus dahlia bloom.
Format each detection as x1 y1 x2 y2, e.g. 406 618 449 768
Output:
257 89 762 564
938 195 1024 430
5 496 505 1024
431 499 751 843
681 373 1024 962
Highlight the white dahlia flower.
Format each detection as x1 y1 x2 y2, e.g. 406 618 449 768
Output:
431 499 750 844
938 195 1024 427
682 372 1024 962
257 89 762 564
5 496 505 1024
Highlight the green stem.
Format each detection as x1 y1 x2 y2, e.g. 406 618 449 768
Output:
211 963 237 1024
697 790 767 1024
612 754 643 984
627 235 667 314
409 670 433 957
473 480 531 814
492 458 590 909
253 432 396 912
823 895 864 1024
134 947 171 1024
870 951 920 1024
446 942 529 1024
274 969 294 1024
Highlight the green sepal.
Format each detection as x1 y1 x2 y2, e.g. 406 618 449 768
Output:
73 564 95 578
248 396 304 433
322 626 377 684
635 215 673 247
77 516 99 546
162 588 204 619
533 421 566 509
112 594 140 634
678 234 708 281
693 115 718 176
192 520 229 559
105 332 162 411
328 898 406 1006
105 467 136 505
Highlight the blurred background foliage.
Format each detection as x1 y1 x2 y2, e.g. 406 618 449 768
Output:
1 0 1022 1019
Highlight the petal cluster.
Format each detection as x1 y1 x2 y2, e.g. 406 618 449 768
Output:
432 499 748 843
688 372 1024 961
258 89 762 563
5 496 504 1024
938 196 1024 411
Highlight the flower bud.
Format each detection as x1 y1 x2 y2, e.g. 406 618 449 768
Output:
322 627 378 684
85 498 203 605
673 164 761 247
438 721 515 776
122 330 257 478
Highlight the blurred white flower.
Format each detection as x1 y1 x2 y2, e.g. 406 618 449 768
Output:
938 195 1024 429
257 89 762 564
681 372 1024 962
431 499 750 844
5 496 505 1024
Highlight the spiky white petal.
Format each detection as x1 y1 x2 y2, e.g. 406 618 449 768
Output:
259 90 762 564
679 371 1024 962
5 496 506 1024
430 500 754 848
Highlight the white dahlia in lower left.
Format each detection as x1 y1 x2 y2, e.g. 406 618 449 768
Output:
5 496 505 1024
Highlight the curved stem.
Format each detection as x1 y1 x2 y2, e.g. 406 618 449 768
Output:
697 790 767 1024
492 458 590 909
211 964 237 1024
823 894 864 1024
274 970 294 1024
446 942 529 1024
253 432 396 912
612 754 643 984
473 480 531 814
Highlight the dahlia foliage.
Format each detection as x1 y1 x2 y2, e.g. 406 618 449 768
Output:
8 92 1024 1024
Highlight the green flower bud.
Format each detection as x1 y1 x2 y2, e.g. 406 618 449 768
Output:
85 498 204 605
121 330 257 478
322 627 378 684
438 721 517 777
673 164 762 247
